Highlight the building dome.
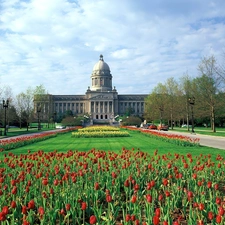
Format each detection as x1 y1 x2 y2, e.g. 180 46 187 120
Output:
90 55 113 91
92 54 110 74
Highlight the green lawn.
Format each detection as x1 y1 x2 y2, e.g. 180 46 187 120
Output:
1 130 225 159
172 126 225 136
0 127 55 138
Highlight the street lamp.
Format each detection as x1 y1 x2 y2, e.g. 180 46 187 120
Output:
3 99 9 136
37 106 41 131
188 97 195 133
53 112 57 127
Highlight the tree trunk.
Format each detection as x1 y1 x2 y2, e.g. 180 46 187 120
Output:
26 122 29 131
170 112 173 130
211 106 216 132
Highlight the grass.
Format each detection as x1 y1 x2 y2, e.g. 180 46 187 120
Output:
1 130 225 160
171 126 225 136
0 127 56 138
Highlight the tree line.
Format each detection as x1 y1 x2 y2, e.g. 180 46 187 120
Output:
0 85 48 131
144 55 225 132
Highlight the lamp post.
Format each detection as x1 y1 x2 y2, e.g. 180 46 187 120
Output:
53 112 57 128
188 97 195 133
37 106 41 131
3 99 9 136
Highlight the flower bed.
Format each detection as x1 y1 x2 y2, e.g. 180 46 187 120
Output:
0 127 80 152
0 148 224 224
78 126 120 132
72 126 130 138
124 126 200 147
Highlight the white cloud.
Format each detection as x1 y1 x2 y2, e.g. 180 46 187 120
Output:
0 0 225 98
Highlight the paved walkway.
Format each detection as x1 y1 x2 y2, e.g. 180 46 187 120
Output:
166 130 225 150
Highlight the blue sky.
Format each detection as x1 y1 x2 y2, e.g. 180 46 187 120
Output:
0 0 225 97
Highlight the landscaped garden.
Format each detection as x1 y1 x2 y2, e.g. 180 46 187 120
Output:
0 126 224 224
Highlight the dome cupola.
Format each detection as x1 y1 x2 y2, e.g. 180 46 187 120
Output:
91 55 113 91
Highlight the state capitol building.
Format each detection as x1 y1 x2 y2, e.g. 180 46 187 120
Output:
34 55 148 124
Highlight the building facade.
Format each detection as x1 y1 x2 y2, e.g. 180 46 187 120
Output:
34 55 148 123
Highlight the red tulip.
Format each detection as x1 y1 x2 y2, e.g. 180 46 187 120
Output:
106 194 112 203
155 208 160 217
216 197 221 205
53 179 59 186
94 182 100 190
167 163 172 169
11 201 17 209
0 212 6 221
135 219 140 225
163 221 168 225
11 179 17 186
146 194 152 203
134 184 139 191
27 199 35 209
162 178 168 186
214 183 219 190
165 190 170 197
50 187 54 194
81 202 87 210
65 204 71 211
198 203 204 211
112 171 117 178
208 211 214 220
60 208 65 215
22 205 27 214
150 180 155 187
158 194 163 201
216 214 222 223
11 186 17 195
173 221 180 225
124 179 130 187
152 215 160 225
23 220 30 225
197 220 204 225
42 178 48 186
89 215 97 224
207 181 212 188
131 195 137 203
2 206 9 215
38 207 45 216
131 214 136 221
125 214 131 222
218 206 224 216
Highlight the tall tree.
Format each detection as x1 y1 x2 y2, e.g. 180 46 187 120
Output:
20 88 34 131
196 56 223 132
33 85 49 128
179 73 194 130
145 83 168 124
164 77 179 129
15 93 26 129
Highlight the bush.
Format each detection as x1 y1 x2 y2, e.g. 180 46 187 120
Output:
122 116 142 126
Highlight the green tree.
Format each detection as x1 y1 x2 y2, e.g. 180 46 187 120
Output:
145 83 168 125
17 88 34 131
195 56 223 132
